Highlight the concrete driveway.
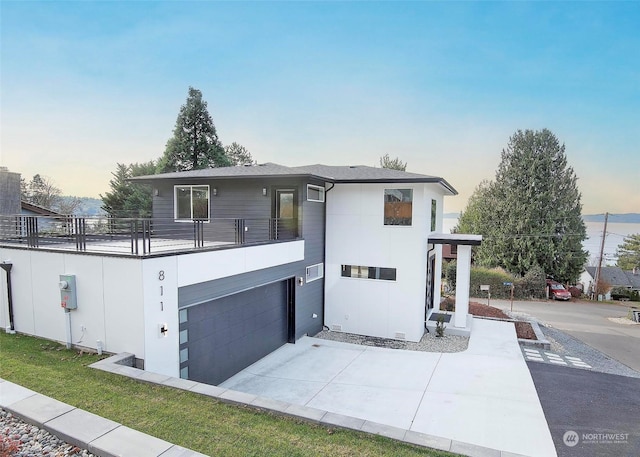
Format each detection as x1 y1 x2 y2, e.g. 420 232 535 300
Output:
221 318 556 457
485 298 640 372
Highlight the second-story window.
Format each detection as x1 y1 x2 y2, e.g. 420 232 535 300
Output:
431 199 437 231
175 185 209 220
384 189 412 226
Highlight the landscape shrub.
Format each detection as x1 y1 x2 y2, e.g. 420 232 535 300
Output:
470 267 516 299
467 266 547 299
444 260 457 290
517 265 547 299
568 286 582 298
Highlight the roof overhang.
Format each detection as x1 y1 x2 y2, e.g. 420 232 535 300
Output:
428 233 483 246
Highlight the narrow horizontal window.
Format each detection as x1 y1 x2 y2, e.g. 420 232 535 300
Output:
341 265 397 281
384 189 412 226
307 184 325 202
306 263 324 283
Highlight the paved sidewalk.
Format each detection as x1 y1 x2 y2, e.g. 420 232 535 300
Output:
222 318 557 457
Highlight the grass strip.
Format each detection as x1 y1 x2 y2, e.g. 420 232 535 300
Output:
0 332 457 457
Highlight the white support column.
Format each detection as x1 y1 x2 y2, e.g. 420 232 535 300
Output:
454 244 472 328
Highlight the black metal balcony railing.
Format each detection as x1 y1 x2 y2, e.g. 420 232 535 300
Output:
0 215 299 256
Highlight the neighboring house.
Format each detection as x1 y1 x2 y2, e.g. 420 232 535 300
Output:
0 163 479 386
21 201 65 232
580 266 640 299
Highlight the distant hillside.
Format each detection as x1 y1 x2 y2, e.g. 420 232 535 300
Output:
582 213 640 223
60 196 104 216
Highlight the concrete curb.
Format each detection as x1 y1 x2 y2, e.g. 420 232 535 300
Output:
0 378 207 457
81 353 530 457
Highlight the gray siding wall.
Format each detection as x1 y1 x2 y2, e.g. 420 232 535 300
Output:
174 177 326 340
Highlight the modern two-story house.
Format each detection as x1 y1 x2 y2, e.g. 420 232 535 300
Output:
0 163 479 386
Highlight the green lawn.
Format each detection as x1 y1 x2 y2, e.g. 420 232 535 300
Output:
0 332 457 457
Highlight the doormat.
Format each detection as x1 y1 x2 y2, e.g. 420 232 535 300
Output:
428 313 452 323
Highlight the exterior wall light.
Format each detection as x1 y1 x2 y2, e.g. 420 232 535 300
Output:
262 187 268 196
212 188 218 196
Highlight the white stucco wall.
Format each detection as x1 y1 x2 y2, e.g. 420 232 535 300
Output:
324 183 446 342
0 247 144 356
0 240 304 378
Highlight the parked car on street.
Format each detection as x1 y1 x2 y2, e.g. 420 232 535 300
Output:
546 280 572 300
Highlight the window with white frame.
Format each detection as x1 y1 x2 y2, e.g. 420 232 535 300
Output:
307 184 325 202
175 185 210 220
306 263 324 283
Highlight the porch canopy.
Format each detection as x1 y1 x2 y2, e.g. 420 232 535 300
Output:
428 233 482 328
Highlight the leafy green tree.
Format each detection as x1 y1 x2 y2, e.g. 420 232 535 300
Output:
224 142 255 166
101 161 156 218
456 129 587 283
616 234 640 270
158 87 230 172
379 154 407 171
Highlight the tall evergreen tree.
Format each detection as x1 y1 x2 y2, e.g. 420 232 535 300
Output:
456 129 587 283
101 161 156 217
158 87 230 172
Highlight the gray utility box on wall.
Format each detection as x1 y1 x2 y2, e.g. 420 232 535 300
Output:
59 274 77 310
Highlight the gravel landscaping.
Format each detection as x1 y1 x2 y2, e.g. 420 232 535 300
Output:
314 328 470 353
0 409 95 457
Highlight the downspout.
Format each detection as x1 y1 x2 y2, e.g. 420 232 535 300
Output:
1 262 15 333
321 182 335 330
425 245 436 332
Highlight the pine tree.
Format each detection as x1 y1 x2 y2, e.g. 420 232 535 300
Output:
224 142 255 166
101 162 155 218
158 87 230 172
456 129 588 283
616 234 640 270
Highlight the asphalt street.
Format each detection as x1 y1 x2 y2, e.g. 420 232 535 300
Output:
484 298 640 372
528 362 640 457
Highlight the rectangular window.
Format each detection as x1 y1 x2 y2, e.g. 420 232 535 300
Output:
307 184 325 202
306 263 324 283
174 185 210 220
431 199 437 231
384 189 412 226
341 265 397 281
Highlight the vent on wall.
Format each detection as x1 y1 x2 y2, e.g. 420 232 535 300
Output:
395 332 406 340
331 324 343 332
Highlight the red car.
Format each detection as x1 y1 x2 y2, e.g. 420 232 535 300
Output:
547 280 571 300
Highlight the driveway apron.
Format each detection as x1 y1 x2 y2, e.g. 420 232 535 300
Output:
221 318 556 457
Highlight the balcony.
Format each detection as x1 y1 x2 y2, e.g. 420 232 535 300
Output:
0 215 299 257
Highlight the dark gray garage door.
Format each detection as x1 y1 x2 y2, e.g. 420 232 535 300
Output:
179 279 292 385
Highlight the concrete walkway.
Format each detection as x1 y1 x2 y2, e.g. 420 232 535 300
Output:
221 318 556 457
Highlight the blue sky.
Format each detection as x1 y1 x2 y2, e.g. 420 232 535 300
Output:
1 1 639 213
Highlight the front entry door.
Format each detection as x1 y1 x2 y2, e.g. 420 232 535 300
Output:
273 189 297 240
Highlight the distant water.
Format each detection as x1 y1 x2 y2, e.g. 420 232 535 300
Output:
442 217 640 266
